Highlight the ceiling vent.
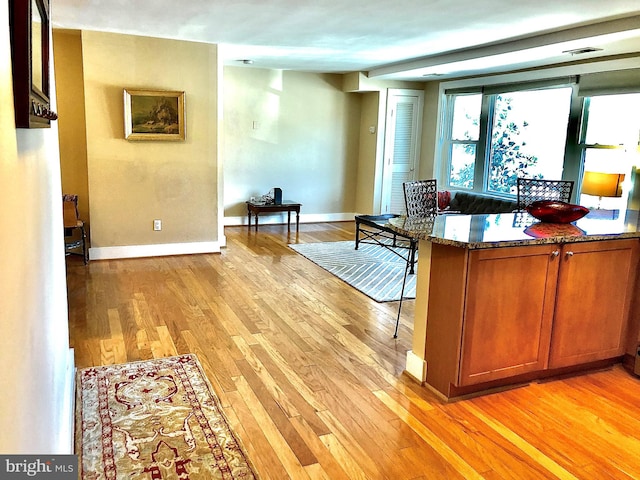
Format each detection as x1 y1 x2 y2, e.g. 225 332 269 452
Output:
562 47 603 56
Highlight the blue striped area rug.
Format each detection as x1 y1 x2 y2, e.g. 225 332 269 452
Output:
289 241 416 302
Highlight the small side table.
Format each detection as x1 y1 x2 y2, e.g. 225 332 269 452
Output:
246 200 301 231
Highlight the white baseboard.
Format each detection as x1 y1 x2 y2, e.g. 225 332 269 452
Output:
89 241 221 260
224 212 357 226
405 350 427 383
89 214 355 258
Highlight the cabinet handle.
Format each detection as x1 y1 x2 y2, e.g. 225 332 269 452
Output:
551 250 560 257
566 251 574 257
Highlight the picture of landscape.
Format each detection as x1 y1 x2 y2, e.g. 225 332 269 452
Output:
124 89 185 140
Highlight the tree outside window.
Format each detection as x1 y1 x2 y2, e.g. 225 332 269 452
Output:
446 86 572 195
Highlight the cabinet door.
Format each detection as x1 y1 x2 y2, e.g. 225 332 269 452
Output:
548 239 639 368
459 245 560 386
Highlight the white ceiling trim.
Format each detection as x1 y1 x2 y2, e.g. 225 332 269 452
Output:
368 15 640 80
437 57 640 91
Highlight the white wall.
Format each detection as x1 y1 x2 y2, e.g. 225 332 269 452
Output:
223 67 361 224
0 0 74 453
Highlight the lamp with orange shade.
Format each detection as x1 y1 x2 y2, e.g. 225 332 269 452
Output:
581 171 625 208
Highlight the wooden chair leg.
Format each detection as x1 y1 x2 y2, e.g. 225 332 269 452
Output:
81 226 88 264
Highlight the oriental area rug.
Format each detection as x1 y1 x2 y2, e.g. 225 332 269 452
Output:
75 354 258 480
289 240 416 302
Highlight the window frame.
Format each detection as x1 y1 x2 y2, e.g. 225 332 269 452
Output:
575 95 640 209
442 91 484 190
440 80 582 200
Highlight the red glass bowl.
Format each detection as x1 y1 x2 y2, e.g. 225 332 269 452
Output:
525 200 589 224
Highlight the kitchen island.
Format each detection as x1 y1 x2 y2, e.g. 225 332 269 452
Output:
388 210 640 400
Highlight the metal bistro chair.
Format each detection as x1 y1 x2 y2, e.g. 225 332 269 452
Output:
403 179 438 217
394 179 438 338
63 194 89 264
516 178 574 211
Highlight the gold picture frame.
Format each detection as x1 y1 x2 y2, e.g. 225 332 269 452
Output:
124 89 185 141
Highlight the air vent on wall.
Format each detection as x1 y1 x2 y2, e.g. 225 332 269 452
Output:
562 47 603 56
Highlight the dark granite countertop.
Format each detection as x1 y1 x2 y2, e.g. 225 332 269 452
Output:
387 210 640 249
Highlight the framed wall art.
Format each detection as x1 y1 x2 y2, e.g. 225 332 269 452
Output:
124 89 185 141
9 0 57 128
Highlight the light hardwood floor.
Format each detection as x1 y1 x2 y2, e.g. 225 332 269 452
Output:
67 222 640 479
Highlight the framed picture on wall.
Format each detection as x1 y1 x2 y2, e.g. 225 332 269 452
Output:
9 0 58 128
124 89 185 141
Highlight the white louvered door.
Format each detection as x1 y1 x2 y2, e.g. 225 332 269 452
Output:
381 89 424 214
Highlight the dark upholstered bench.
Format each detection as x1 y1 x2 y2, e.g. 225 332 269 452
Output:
445 191 518 215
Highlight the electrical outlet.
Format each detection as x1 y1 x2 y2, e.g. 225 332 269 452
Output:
153 219 162 231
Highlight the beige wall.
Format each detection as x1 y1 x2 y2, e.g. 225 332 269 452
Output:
418 82 441 181
223 67 361 222
0 0 73 452
52 30 442 238
54 30 640 246
53 30 90 229
355 91 384 214
80 31 221 256
346 74 430 215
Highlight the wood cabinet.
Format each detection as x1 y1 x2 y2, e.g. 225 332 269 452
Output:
425 238 639 398
549 239 638 368
459 244 559 386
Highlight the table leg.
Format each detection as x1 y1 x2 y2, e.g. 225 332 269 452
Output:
296 209 300 231
287 210 291 231
247 209 251 229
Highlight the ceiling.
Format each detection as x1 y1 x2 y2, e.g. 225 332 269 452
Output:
51 0 640 81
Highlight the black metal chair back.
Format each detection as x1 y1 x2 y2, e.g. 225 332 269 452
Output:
516 178 574 210
403 179 438 217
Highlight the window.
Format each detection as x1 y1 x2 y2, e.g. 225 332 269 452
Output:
487 88 571 194
443 84 574 196
440 74 640 212
578 93 640 210
448 94 481 189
